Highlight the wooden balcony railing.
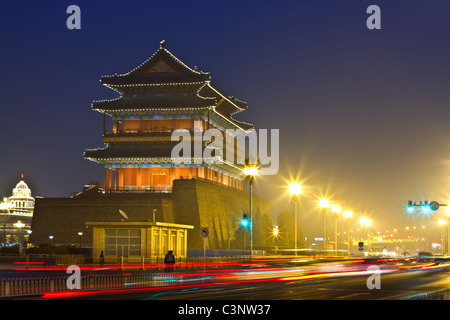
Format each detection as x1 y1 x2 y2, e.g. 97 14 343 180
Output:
103 128 205 137
105 186 172 194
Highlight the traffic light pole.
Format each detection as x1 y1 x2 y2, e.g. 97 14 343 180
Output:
408 200 449 255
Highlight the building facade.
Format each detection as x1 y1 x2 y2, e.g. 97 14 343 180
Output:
86 221 193 262
84 40 253 193
0 179 34 246
30 42 273 253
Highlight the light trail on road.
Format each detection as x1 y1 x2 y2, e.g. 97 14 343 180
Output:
39 257 450 299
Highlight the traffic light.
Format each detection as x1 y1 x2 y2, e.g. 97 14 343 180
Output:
407 201 414 213
422 201 430 213
241 213 249 227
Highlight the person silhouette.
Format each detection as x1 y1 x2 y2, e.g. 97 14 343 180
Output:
100 250 104 266
164 250 175 272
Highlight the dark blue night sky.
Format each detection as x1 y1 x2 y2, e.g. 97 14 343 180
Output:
2 1 450 236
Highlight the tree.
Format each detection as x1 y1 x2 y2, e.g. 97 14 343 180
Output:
276 209 303 251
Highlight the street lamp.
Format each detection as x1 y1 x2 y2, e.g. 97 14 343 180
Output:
244 166 258 257
319 198 329 255
445 211 450 254
78 232 83 248
13 220 25 255
272 225 279 237
331 204 340 256
49 235 54 246
344 210 352 256
360 218 372 251
438 219 447 255
289 182 301 255
0 199 11 245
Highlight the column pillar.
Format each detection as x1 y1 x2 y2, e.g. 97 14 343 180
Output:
105 168 110 192
111 169 115 191
136 168 142 192
118 167 124 190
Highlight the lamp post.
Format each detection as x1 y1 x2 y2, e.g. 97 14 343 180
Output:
272 225 279 237
438 219 448 255
78 232 83 248
344 210 352 256
289 182 301 255
0 199 11 246
360 217 372 252
244 166 258 258
445 210 450 255
49 235 54 246
13 220 25 255
241 212 249 257
332 204 340 256
319 198 329 256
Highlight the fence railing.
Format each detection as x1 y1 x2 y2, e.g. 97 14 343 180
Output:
0 254 90 266
403 289 450 300
0 254 249 297
0 272 206 297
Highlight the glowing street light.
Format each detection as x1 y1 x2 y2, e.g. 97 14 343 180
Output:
289 183 301 196
289 182 301 255
332 205 340 214
273 225 279 237
14 220 25 255
243 167 258 177
319 198 329 209
49 235 54 246
78 232 83 248
360 217 371 227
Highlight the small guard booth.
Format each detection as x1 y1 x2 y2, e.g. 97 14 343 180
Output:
85 221 194 263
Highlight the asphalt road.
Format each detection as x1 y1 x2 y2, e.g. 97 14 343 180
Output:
42 266 450 301
141 269 450 300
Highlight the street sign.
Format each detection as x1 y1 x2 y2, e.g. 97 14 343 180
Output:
200 227 210 239
430 201 440 211
358 241 364 251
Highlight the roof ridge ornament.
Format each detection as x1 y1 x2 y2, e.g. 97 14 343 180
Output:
160 40 166 49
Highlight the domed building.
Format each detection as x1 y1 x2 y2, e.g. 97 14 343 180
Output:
0 178 34 246
8 180 35 216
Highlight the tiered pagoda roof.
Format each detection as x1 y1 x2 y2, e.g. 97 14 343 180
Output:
85 41 252 172
91 40 252 130
99 40 211 87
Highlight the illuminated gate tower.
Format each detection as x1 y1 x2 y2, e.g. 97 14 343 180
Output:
84 41 253 193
